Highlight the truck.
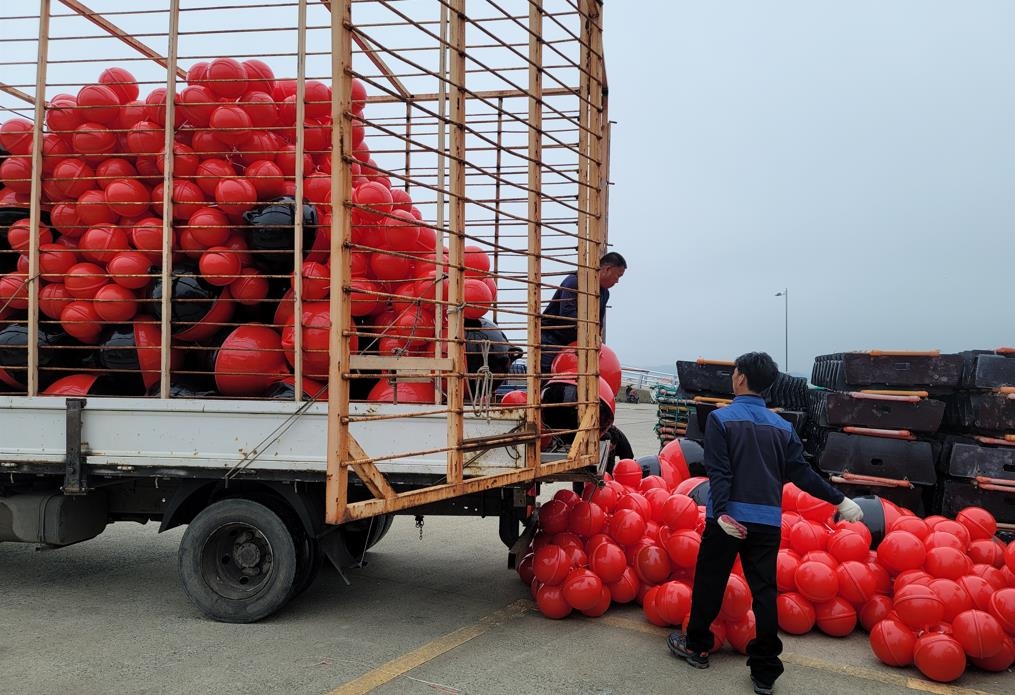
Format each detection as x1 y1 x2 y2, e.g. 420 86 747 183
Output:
0 0 610 622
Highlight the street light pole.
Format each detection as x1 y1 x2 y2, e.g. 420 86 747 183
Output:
774 289 788 372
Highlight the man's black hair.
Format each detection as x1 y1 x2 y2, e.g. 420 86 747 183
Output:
735 351 779 393
601 251 627 269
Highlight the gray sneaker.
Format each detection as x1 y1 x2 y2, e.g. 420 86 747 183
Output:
667 632 709 669
751 677 774 695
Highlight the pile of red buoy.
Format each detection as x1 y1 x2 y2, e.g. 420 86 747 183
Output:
0 60 496 397
517 449 1015 684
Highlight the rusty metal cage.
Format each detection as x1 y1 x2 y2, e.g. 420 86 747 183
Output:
0 0 608 524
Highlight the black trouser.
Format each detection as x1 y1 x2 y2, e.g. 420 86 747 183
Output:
686 520 784 686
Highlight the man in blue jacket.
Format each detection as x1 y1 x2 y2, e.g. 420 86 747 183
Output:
667 351 862 695
539 252 626 375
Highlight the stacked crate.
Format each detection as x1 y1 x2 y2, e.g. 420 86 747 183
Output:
651 383 690 446
675 359 735 445
939 349 1015 523
807 351 961 515
675 359 809 445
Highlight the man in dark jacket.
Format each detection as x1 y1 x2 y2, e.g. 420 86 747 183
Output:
539 252 626 375
667 351 862 695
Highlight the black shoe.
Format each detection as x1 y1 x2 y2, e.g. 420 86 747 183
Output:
667 632 709 669
751 677 774 695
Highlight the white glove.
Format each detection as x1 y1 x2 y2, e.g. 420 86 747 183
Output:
717 514 747 539
836 497 864 522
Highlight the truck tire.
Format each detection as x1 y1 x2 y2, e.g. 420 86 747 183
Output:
178 498 297 623
339 514 394 561
286 520 323 600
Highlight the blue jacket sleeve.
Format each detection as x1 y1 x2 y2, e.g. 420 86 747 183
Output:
556 274 579 322
703 411 732 517
784 430 845 505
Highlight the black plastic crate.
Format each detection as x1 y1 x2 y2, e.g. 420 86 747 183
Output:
940 479 1015 524
815 431 938 485
943 392 1015 433
676 360 735 396
811 352 963 392
945 442 1015 480
692 400 807 437
809 390 945 433
837 482 931 517
684 410 705 443
766 373 809 410
960 352 1015 390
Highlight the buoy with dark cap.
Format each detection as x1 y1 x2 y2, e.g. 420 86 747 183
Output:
42 373 120 396
636 454 662 478
464 317 520 402
0 323 80 390
242 196 317 273
539 373 616 435
852 495 888 549
149 261 234 341
98 319 181 396
674 476 711 506
145 374 218 399
265 375 328 401
206 324 289 397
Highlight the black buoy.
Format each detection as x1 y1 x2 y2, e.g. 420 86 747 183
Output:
243 196 317 273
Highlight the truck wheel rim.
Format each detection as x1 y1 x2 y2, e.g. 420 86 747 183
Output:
200 522 275 600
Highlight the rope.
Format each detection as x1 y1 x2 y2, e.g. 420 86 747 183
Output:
224 382 328 480
470 338 494 419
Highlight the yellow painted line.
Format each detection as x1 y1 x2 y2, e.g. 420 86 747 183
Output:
781 653 1000 695
326 599 532 695
584 613 1002 695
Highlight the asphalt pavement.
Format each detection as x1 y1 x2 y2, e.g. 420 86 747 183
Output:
0 403 1011 695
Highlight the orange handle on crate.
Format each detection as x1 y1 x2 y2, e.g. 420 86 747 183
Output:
974 435 1015 448
974 476 1015 492
696 358 735 366
693 396 731 405
996 347 1015 355
830 472 915 489
859 389 930 398
848 391 922 403
867 350 940 357
842 426 916 440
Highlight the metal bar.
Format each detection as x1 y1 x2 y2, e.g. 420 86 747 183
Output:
26 0 51 397
365 84 575 105
318 0 411 98
347 436 397 499
491 95 503 325
337 454 599 522
0 83 37 106
57 0 188 79
293 0 308 396
61 397 87 494
525 0 544 474
158 0 181 399
325 0 355 526
349 355 454 372
445 0 467 485
574 0 597 452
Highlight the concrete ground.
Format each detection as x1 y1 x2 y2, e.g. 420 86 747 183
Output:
0 403 1010 695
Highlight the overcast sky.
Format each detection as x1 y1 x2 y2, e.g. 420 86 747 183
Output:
3 1 1012 378
602 1 1015 374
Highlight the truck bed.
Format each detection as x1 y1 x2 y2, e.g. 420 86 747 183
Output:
0 396 530 479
